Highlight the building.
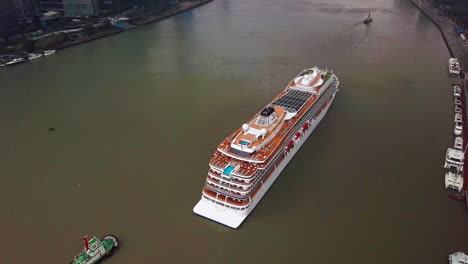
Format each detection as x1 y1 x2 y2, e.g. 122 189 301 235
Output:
13 0 37 21
0 0 20 38
38 0 64 12
40 11 61 27
64 0 100 17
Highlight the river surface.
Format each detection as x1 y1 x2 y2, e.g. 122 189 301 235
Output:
1 0 467 263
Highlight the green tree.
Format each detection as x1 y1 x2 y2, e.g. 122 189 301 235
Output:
82 25 95 36
22 39 35 52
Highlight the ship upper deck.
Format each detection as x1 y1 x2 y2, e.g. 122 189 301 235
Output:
216 68 336 164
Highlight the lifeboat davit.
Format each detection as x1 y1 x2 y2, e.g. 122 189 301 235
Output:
294 132 301 140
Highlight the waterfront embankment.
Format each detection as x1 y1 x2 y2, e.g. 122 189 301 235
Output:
409 0 467 69
58 0 214 51
410 0 468 207
0 0 213 62
134 0 214 26
55 28 124 51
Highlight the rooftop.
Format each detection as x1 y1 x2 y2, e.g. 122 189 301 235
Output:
43 11 59 17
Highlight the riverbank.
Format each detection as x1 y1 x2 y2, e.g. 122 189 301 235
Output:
409 0 467 70
55 28 124 51
410 0 468 212
0 0 214 65
134 0 214 26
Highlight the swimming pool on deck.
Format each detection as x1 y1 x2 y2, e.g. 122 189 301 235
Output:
223 166 235 175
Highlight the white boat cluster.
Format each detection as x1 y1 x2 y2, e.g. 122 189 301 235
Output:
0 50 56 67
445 84 465 192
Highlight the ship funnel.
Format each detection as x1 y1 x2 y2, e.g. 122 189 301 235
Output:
83 236 89 251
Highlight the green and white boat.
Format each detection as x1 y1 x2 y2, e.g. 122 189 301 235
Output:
70 235 118 264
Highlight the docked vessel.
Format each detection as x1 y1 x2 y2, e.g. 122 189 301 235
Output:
193 67 339 228
455 121 463 136
455 137 463 150
6 57 26 66
449 58 461 75
444 148 464 171
28 53 43 60
450 252 468 264
445 170 463 191
70 235 118 264
44 50 56 56
454 84 462 97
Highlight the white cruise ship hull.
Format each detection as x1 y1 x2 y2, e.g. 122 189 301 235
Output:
193 91 337 228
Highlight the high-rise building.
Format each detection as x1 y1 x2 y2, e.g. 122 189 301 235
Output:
0 0 20 38
63 0 99 17
13 0 37 20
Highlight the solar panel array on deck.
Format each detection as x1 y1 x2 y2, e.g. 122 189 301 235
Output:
271 90 312 112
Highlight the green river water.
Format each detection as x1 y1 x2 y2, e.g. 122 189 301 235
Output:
1 0 467 263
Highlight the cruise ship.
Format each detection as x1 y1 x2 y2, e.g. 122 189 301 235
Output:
193 66 340 228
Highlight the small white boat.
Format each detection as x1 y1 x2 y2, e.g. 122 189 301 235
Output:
455 121 463 136
449 58 461 75
454 85 462 97
450 252 468 264
455 113 463 123
455 137 463 150
455 106 462 113
444 148 464 171
43 50 56 56
456 98 462 106
6 57 26 65
445 171 463 192
28 53 43 60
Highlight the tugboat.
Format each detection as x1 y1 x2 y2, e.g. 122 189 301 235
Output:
363 11 373 24
70 235 118 264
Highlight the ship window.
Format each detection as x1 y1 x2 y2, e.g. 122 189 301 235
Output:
231 148 253 157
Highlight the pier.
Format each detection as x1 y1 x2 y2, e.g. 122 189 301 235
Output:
410 0 468 204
